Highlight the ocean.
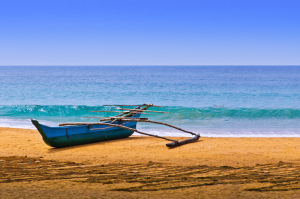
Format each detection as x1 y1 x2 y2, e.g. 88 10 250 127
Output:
1 66 300 137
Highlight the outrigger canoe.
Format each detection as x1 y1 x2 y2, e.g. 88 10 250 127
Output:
31 104 200 148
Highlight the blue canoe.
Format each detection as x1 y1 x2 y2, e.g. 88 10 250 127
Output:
31 113 141 148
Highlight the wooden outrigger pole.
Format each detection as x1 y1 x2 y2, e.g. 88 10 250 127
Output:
59 104 200 147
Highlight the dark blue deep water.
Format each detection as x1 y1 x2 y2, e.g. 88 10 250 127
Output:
1 66 300 137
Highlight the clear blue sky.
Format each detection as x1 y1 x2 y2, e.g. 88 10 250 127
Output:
0 0 299 65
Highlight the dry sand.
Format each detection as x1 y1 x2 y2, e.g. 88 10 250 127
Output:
1 127 300 198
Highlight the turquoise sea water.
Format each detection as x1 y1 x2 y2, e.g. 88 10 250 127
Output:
1 66 300 137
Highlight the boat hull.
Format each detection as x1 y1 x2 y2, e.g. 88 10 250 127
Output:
31 116 140 148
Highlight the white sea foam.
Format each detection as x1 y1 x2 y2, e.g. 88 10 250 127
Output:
1 118 300 137
0 118 57 129
135 127 300 137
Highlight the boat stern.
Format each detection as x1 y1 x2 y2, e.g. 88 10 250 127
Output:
31 119 55 147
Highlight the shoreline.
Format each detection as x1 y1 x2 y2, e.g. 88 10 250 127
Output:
2 124 300 137
2 127 300 198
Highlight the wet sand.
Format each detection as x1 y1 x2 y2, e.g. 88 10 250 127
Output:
1 127 300 198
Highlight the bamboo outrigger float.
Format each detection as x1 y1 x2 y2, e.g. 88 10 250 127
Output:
31 104 200 148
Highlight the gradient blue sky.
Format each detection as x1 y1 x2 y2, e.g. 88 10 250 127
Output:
0 0 299 65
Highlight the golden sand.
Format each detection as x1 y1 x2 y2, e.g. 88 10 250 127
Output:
1 127 300 198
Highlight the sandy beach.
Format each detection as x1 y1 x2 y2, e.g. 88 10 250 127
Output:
1 127 300 198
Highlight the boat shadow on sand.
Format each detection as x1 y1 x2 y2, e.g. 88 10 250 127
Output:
46 136 201 153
